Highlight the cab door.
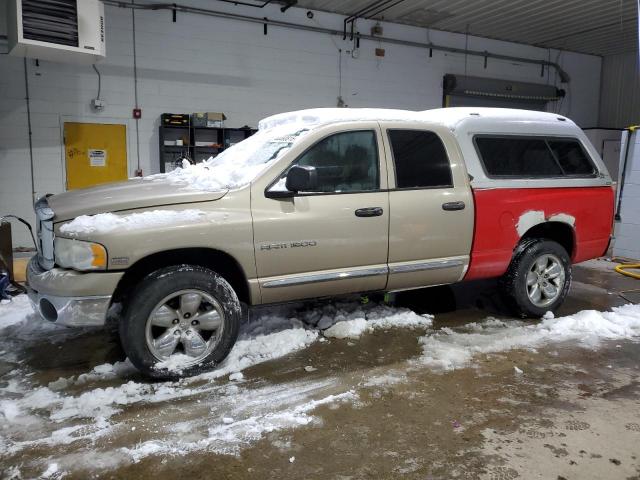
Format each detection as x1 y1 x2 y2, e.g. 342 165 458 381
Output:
251 123 390 304
380 122 474 290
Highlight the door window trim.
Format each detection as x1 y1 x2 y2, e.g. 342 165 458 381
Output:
472 134 599 179
386 128 455 191
264 129 383 198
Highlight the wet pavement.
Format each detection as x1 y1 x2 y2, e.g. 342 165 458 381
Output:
1 258 639 479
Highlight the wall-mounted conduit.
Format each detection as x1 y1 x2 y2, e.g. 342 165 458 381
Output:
131 0 141 174
102 1 571 83
23 58 36 202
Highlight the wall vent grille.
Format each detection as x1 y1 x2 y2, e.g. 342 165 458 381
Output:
22 0 79 47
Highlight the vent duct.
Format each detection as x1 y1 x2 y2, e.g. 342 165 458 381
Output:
443 74 565 110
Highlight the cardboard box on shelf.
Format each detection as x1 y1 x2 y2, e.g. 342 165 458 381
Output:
206 112 226 128
192 112 227 128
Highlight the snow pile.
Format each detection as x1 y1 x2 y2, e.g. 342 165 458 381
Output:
72 360 137 386
156 353 195 374
59 209 206 235
0 295 34 329
148 124 311 192
0 297 430 430
41 463 64 479
324 318 370 339
122 381 357 460
419 303 640 371
320 304 433 339
208 329 318 378
290 301 432 335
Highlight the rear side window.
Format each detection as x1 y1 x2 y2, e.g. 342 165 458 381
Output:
548 140 595 175
475 136 596 178
475 137 562 177
388 130 453 188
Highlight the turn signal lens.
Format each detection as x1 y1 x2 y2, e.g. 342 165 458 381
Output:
90 243 107 268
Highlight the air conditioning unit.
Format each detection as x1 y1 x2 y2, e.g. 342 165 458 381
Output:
7 0 106 64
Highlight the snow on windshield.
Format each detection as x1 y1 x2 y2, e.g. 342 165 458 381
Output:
150 125 310 192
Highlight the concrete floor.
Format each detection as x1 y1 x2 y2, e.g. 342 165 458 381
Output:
1 260 639 479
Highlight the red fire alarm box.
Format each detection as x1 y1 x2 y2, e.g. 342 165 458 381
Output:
133 108 142 119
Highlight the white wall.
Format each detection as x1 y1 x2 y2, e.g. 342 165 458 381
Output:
613 130 640 260
599 52 640 129
0 0 602 247
584 128 623 179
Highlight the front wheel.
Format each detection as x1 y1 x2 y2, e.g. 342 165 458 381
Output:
501 239 571 318
119 265 241 378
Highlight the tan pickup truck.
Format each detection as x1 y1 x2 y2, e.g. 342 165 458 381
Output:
26 108 614 377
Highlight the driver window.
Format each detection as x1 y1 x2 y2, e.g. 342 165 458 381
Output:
287 130 379 193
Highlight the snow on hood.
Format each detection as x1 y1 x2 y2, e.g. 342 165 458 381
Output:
47 178 227 223
59 209 207 236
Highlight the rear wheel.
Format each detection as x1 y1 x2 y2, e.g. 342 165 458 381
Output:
120 265 241 378
501 239 571 318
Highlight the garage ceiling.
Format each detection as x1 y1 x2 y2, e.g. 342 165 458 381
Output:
295 0 638 56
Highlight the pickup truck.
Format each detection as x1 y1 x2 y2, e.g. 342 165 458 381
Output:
26 107 614 377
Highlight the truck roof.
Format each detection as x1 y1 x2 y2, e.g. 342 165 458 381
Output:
258 107 578 133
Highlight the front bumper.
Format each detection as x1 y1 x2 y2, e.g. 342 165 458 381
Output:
27 287 111 327
26 256 123 327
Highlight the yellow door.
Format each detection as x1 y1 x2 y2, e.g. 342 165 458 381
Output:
64 122 128 190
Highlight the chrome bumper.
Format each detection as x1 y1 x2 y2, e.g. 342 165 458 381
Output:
26 256 121 327
27 286 111 327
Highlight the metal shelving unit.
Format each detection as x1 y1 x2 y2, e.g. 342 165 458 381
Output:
159 122 257 173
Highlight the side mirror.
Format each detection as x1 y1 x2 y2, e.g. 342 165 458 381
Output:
285 165 318 192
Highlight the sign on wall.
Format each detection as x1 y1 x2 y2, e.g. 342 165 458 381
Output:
88 149 107 167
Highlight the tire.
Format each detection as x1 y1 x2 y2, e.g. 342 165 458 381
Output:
501 239 571 318
119 265 241 379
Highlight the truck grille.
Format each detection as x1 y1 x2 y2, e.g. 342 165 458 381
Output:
34 196 55 270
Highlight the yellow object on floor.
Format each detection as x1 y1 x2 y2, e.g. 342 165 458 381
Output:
12 257 29 283
612 257 640 280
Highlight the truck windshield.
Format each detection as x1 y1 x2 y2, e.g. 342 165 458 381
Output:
157 126 310 191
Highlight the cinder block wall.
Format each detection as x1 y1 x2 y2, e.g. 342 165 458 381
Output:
0 0 602 247
614 131 640 260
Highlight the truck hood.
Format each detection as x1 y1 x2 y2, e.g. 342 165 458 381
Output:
48 178 228 222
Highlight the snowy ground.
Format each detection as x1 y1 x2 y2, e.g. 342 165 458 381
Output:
1 260 639 478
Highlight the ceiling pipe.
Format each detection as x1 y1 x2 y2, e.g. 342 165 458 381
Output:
344 0 393 39
280 0 297 13
102 0 571 83
363 0 407 20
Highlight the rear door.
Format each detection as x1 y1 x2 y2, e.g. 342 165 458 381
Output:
251 123 390 304
380 122 474 290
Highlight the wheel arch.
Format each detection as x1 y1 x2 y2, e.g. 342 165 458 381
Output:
111 248 252 309
518 221 576 260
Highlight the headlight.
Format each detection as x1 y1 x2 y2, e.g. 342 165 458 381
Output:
55 237 107 271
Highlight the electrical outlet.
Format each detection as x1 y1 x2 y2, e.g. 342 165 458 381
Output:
91 98 106 111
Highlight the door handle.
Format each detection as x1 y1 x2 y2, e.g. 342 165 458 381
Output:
355 207 383 217
442 201 465 211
